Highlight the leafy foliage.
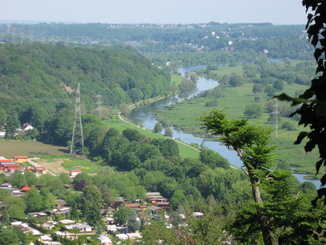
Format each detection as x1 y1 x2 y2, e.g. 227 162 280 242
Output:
275 1 326 205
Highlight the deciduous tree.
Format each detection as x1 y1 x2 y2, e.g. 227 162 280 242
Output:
200 109 276 245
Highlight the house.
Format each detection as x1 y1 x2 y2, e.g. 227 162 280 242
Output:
29 212 48 219
4 165 24 173
146 192 168 205
192 212 204 218
12 222 30 233
20 185 32 192
0 183 12 188
65 223 93 233
41 222 56 230
110 197 124 208
50 207 70 215
157 201 170 210
22 123 34 131
35 166 47 175
115 234 128 240
148 205 161 214
59 219 75 224
31 229 42 236
97 235 113 245
124 203 145 213
0 159 14 164
128 232 142 240
56 200 66 208
106 224 117 233
13 156 28 163
69 170 81 178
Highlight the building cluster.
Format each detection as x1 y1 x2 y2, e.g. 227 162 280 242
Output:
3 191 174 245
0 156 207 244
0 156 47 175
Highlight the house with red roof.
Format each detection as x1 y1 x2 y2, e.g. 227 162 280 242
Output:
20 185 32 192
0 159 14 164
1 163 24 173
13 156 28 163
34 166 47 175
70 170 82 178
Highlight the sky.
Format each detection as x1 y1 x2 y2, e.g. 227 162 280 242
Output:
1 0 307 25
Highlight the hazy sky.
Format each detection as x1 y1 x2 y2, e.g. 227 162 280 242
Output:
1 0 307 25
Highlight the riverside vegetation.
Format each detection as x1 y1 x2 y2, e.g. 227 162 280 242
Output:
155 60 320 177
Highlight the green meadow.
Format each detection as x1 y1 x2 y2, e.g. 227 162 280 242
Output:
155 66 320 178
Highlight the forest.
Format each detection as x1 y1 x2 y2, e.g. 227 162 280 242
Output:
0 17 325 244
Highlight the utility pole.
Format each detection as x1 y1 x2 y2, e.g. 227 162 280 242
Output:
95 92 102 119
273 98 278 139
70 83 84 155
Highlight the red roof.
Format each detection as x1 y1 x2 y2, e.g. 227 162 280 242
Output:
70 170 82 173
0 159 14 163
20 185 32 191
6 166 22 171
125 203 140 208
2 163 19 167
13 156 28 159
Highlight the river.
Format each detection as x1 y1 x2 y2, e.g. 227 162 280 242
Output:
129 65 320 188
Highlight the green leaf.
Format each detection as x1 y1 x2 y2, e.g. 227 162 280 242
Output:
316 159 324 175
294 131 308 144
273 93 293 102
320 175 326 187
314 48 323 61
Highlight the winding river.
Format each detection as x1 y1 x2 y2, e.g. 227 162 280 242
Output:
129 65 320 188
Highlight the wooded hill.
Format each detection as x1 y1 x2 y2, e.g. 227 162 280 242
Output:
0 43 171 114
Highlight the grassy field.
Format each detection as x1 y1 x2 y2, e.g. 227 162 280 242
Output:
171 74 184 85
0 140 69 158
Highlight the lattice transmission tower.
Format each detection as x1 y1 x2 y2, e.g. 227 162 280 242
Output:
95 92 102 119
273 98 279 139
70 83 84 154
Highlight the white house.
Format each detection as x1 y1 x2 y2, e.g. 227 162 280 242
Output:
22 123 34 131
69 170 82 178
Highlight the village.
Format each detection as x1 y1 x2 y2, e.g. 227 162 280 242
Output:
0 155 206 245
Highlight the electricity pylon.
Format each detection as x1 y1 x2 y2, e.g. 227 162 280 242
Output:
273 98 279 139
95 92 102 119
70 83 84 154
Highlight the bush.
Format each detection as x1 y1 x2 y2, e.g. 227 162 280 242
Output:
243 104 263 118
281 121 297 131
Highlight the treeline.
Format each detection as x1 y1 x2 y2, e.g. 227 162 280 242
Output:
0 23 313 67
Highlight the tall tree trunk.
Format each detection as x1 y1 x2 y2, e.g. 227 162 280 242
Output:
250 174 276 245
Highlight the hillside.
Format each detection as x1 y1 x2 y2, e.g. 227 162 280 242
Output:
0 43 171 114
